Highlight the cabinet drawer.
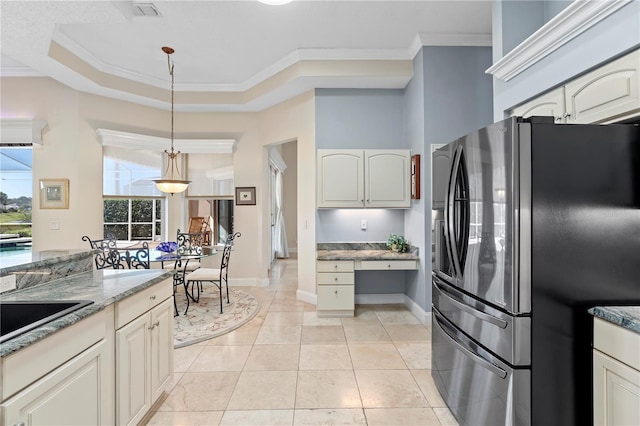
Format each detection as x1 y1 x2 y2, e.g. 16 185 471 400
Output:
317 272 354 285
359 260 418 270
116 278 172 329
317 285 355 310
317 260 354 273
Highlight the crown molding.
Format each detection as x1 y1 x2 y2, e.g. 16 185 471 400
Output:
1 119 47 144
96 128 236 154
487 0 633 82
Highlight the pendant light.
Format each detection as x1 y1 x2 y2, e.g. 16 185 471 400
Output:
153 46 190 195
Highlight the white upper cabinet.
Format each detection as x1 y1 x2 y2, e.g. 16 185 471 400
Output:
317 149 410 208
565 49 640 124
510 49 640 124
511 87 566 123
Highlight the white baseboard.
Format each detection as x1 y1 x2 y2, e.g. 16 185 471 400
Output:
355 293 406 304
297 288 317 305
230 278 269 287
403 295 432 325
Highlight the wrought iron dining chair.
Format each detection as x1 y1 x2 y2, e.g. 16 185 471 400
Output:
118 242 151 269
82 233 118 269
162 229 205 316
183 232 241 315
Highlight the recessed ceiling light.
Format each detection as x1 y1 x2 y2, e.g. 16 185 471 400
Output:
258 0 293 5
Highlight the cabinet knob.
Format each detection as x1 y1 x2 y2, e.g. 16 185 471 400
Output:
563 112 572 119
388 264 391 268
334 277 338 281
150 295 157 300
334 290 338 294
148 320 160 330
334 265 338 269
555 116 562 121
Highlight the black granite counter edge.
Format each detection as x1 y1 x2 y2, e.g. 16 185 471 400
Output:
588 306 640 335
0 269 174 357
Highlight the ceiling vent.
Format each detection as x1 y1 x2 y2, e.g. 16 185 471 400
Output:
133 3 162 17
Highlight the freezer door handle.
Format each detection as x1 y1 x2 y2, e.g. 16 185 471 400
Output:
433 278 508 329
434 309 508 379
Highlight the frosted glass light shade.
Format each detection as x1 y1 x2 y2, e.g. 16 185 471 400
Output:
258 0 293 5
153 179 190 194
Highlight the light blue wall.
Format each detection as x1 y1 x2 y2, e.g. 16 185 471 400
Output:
315 89 408 295
315 89 406 149
316 209 405 243
403 49 427 310
493 0 640 119
314 47 493 306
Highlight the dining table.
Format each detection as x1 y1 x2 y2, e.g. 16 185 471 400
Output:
148 246 218 315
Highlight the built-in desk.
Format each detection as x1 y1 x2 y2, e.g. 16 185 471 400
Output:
316 243 419 317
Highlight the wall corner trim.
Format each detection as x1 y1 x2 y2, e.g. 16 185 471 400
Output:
95 128 236 154
486 0 633 82
1 119 47 144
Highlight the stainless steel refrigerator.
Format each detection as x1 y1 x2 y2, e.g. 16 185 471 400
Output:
431 116 640 426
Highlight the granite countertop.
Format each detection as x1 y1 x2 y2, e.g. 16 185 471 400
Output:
0 249 96 274
589 306 640 335
317 242 419 261
0 268 173 357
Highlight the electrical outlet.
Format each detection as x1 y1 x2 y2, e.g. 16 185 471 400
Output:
50 221 60 230
361 219 367 230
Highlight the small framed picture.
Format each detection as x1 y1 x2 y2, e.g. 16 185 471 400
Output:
235 186 256 205
40 179 69 209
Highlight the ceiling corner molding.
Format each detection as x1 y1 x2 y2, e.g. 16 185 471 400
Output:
486 0 633 82
1 119 47 144
96 128 236 154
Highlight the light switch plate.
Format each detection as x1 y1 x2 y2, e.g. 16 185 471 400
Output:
361 219 367 230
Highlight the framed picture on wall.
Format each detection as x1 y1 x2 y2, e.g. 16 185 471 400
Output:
411 154 420 200
40 179 69 209
235 186 256 205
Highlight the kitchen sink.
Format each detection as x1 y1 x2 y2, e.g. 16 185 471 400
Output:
0 300 94 344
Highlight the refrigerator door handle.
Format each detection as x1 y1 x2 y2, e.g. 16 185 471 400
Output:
445 146 463 278
434 309 508 379
434 278 508 329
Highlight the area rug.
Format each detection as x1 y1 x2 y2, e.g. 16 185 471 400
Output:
173 287 260 348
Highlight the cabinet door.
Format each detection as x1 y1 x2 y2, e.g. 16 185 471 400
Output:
116 314 150 426
365 150 410 208
150 298 174 403
317 150 364 208
565 50 640 123
594 349 640 426
2 341 109 426
511 87 565 123
317 285 355 311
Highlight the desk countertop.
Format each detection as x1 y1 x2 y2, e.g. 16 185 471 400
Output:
316 242 419 261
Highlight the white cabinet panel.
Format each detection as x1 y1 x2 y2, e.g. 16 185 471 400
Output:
117 314 150 426
365 150 410 208
317 149 410 208
317 150 364 208
594 350 640 426
510 49 639 124
511 87 565 123
2 341 110 426
565 50 640 123
317 285 355 311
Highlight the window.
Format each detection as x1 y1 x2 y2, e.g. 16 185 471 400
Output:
0 146 33 240
104 198 163 241
103 146 165 241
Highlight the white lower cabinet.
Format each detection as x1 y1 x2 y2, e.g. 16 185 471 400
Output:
116 290 173 426
316 260 355 317
593 317 640 426
2 340 111 426
0 308 115 426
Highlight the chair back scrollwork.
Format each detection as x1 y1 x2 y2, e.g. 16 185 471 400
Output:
176 229 204 256
82 233 118 269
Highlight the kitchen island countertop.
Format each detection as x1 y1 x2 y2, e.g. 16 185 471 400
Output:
589 306 640 335
0 268 173 357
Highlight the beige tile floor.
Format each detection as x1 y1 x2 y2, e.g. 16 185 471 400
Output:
146 257 458 426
